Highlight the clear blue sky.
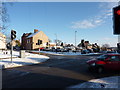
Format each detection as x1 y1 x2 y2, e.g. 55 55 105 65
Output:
5 2 119 47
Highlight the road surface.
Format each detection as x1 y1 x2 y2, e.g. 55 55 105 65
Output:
2 53 120 88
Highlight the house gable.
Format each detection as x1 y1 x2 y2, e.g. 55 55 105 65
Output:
32 31 49 49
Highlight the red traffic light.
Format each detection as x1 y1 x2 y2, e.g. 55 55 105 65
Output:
117 10 120 15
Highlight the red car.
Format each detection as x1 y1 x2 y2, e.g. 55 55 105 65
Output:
39 47 45 50
86 54 120 73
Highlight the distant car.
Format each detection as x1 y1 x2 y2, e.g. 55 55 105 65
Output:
86 54 120 73
100 51 117 54
117 50 120 53
13 46 20 51
44 48 50 51
81 49 89 54
39 47 45 51
106 51 117 53
56 48 61 52
87 49 93 53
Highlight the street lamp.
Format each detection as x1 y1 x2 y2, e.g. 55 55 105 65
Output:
55 33 57 48
75 31 77 48
118 35 120 43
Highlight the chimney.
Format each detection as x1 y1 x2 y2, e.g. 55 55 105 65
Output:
34 29 39 33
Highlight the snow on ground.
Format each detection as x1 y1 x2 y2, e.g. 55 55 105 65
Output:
68 76 120 88
0 50 19 58
31 51 100 56
0 50 49 69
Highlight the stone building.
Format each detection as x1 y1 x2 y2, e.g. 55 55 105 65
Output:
0 32 6 50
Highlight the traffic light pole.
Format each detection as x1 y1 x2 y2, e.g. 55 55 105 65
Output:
118 2 120 43
11 40 13 63
10 30 16 63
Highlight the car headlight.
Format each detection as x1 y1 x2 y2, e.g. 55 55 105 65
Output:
91 63 96 66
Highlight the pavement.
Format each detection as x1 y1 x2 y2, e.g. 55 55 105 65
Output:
68 76 120 88
0 50 49 69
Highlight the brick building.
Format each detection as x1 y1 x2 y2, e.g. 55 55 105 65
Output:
21 29 49 50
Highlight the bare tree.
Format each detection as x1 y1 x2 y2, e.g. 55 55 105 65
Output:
54 39 62 46
0 2 14 44
102 44 110 48
101 44 110 51
0 2 9 33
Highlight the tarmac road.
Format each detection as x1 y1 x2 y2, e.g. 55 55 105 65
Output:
2 53 120 88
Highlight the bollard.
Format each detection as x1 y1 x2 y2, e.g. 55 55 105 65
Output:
20 50 25 58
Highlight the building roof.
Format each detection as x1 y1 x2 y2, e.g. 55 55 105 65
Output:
27 31 39 38
22 33 32 37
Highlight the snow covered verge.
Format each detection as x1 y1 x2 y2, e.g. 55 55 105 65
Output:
0 50 49 69
67 76 120 88
0 50 19 59
31 51 100 56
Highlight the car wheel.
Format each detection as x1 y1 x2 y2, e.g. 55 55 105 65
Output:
97 67 104 73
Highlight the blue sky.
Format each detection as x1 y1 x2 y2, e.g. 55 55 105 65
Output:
5 2 119 47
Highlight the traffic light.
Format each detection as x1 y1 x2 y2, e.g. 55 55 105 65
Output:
38 40 42 45
113 5 120 34
11 30 16 40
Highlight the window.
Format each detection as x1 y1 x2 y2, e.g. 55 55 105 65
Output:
97 55 110 61
29 39 30 43
109 56 119 61
27 39 30 43
27 39 29 43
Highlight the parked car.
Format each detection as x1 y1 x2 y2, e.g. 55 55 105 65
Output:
39 47 45 51
101 51 117 54
87 49 93 53
81 49 89 54
13 46 20 51
86 54 120 73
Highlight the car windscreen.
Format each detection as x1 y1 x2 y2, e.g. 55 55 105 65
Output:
97 55 109 61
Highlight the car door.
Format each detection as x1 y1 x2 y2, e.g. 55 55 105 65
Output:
105 55 119 70
118 55 120 70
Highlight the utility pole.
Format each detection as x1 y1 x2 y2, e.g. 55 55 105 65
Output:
11 40 13 63
118 35 120 43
